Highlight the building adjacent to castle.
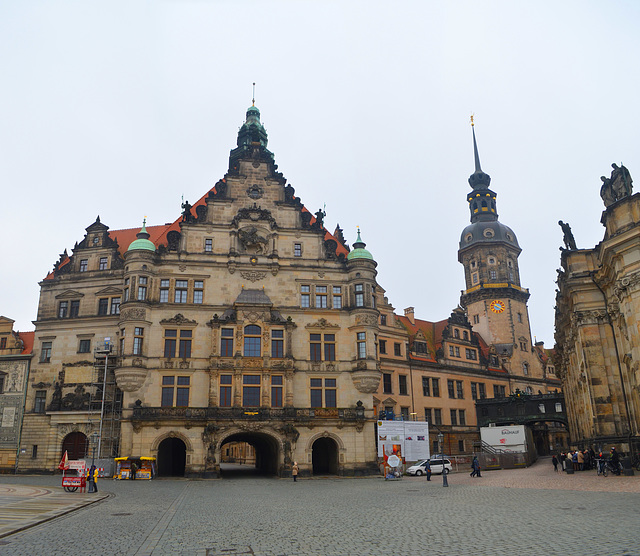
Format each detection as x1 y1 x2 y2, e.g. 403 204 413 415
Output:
18 104 382 477
555 164 640 454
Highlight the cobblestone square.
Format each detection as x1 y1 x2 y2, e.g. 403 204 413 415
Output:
0 459 639 556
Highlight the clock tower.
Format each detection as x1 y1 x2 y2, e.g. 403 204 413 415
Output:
458 123 542 382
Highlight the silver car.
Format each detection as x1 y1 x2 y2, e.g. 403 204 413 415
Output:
406 458 453 476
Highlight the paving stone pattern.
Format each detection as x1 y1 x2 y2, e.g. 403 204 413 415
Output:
0 459 639 556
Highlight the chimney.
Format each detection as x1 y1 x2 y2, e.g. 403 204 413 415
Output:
404 307 415 325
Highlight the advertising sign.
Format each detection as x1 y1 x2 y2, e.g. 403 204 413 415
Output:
480 425 527 453
377 421 430 461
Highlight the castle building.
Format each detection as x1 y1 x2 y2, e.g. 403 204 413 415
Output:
18 104 382 477
0 317 33 472
555 164 640 453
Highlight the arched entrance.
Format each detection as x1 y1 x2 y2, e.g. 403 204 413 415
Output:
219 432 279 477
312 437 339 475
61 432 88 460
157 437 187 477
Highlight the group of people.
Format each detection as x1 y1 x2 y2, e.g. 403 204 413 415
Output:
552 447 621 475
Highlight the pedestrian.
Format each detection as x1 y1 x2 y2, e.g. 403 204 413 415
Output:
87 465 99 493
559 452 566 471
470 455 481 477
425 460 432 481
577 450 584 471
552 454 559 472
292 461 299 482
130 461 137 480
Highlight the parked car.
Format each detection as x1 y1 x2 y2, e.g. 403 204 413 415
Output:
406 457 453 476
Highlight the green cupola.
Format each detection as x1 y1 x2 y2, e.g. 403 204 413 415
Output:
347 229 373 261
127 219 156 252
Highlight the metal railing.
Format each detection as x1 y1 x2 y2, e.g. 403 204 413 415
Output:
131 406 366 421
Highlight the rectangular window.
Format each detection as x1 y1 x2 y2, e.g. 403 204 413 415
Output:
383 373 392 394
80 259 88 272
70 300 80 318
78 339 91 353
99 257 108 270
0 338 5 349
401 406 410 420
324 334 336 361
379 340 387 354
455 346 460 357
98 298 109 316
205 238 213 252
473 314 479 324
494 385 506 398
471 382 478 401
175 280 188 303
422 377 430 396
332 286 342 309
219 375 232 407
221 328 234 357
472 273 478 284
310 378 336 408
176 376 190 407
58 301 68 318
479 383 486 399
161 376 175 407
517 312 523 323
32 445 38 459
138 277 148 301
414 341 428 355
394 343 401 356
424 408 432 423
449 346 454 357
459 409 466 425
357 332 366 359
243 375 261 407
310 334 322 361
458 440 465 452
448 379 455 399
160 279 170 303
490 270 497 279
164 329 177 358
271 375 283 407
194 281 204 304
315 285 327 308
465 348 477 360
310 378 323 408
434 408 442 426
294 243 302 257
380 314 387 326
450 409 458 425
124 288 129 302
355 284 364 307
40 341 52 363
119 329 125 356
301 285 310 308
271 330 284 358
179 330 192 358
324 378 337 407
399 375 408 396
432 378 440 397
133 328 144 355
456 381 464 399
110 297 121 315
34 390 47 413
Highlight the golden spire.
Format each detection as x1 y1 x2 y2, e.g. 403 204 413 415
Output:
470 113 475 127
252 82 256 106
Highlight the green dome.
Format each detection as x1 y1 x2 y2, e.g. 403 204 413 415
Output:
347 229 373 261
127 220 156 253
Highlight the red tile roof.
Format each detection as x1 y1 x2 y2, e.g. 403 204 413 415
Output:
18 331 34 355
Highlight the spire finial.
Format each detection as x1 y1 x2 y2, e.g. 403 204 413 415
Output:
472 123 482 173
470 113 474 127
252 82 256 106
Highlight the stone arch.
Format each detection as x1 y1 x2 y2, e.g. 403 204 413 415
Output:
215 425 284 477
307 431 343 475
306 430 346 453
151 430 194 454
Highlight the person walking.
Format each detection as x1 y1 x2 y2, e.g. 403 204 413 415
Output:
130 461 137 480
552 454 559 472
292 461 299 482
470 456 481 477
87 465 99 493
425 460 432 481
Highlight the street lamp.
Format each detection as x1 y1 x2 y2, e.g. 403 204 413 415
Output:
437 432 448 487
90 432 99 467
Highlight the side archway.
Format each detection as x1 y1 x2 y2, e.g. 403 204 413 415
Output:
308 432 343 476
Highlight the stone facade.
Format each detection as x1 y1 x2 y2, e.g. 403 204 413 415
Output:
555 165 640 453
18 105 381 477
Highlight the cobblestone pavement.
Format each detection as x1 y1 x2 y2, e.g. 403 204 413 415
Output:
0 458 639 556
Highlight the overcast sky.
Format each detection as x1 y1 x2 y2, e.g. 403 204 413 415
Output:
2 1 639 346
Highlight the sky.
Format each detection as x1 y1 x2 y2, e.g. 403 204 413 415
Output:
2 1 640 346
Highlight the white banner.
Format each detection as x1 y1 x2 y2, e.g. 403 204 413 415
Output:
377 421 430 461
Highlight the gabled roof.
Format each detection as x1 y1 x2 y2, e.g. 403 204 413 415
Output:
45 180 349 280
18 331 34 355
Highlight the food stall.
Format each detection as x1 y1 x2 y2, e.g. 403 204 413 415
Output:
62 459 87 492
114 456 156 479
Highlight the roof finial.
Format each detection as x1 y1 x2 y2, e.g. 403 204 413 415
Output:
472 121 482 173
252 82 256 106
470 113 474 127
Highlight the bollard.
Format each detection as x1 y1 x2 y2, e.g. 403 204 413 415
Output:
442 468 449 487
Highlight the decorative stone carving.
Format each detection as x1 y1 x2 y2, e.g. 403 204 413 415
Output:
246 184 264 199
115 367 149 392
351 369 381 393
238 227 269 254
306 318 340 330
120 308 146 321
160 314 197 325
240 271 267 282
355 314 378 326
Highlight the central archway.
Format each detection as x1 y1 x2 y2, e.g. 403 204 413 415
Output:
312 437 339 475
157 437 186 477
61 432 88 460
219 431 280 478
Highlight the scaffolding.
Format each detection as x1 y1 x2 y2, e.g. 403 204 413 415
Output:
87 340 123 459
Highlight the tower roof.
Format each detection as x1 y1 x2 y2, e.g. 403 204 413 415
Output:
127 219 156 253
347 229 374 261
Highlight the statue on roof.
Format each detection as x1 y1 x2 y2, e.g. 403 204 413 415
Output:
313 208 326 230
558 220 577 251
600 163 633 207
181 200 193 223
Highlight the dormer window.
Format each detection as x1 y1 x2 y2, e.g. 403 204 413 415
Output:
80 259 88 272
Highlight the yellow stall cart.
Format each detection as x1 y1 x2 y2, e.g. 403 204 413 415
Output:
114 456 156 479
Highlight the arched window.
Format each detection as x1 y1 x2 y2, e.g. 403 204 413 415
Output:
243 325 262 357
454 329 460 338
463 331 469 341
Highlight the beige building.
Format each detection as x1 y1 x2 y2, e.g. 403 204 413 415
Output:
0 317 33 472
19 104 382 477
555 163 640 453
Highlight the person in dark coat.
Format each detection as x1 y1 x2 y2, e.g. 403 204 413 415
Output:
470 456 481 477
552 455 559 472
425 460 432 481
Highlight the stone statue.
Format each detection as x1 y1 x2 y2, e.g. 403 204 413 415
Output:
314 208 326 229
284 183 295 203
558 220 577 250
600 175 615 207
601 163 633 207
181 200 193 222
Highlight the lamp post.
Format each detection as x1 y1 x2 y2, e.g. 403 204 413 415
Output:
90 432 99 467
437 431 448 487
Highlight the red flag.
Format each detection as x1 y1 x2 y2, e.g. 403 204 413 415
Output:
58 450 69 471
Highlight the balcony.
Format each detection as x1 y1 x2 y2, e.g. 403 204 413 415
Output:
131 406 366 422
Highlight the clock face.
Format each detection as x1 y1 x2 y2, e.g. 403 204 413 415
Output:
490 300 505 313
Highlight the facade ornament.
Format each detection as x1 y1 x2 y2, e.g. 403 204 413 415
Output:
238 226 269 254
160 314 197 326
120 308 146 321
240 271 267 282
558 220 577 250
306 318 340 330
600 163 633 207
